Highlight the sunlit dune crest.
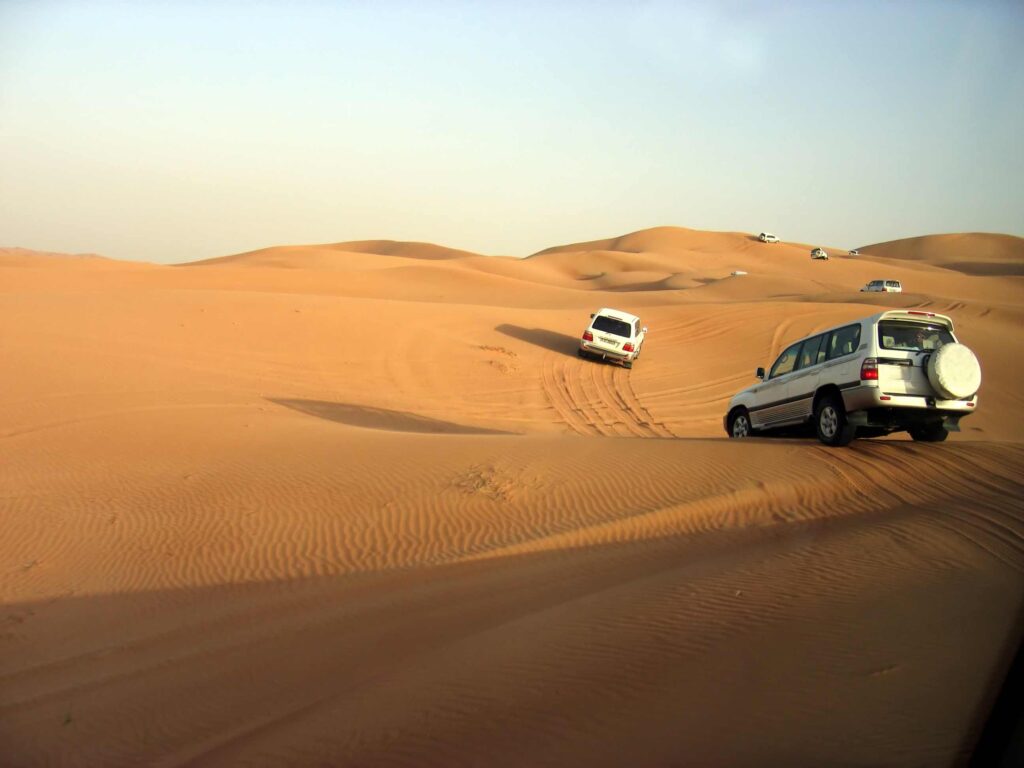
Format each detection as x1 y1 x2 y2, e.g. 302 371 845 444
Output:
1 227 1022 766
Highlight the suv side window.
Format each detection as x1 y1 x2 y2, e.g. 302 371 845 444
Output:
825 324 861 360
769 341 802 379
815 332 831 365
796 334 825 370
635 320 641 337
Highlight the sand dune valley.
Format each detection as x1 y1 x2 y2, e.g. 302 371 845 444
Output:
3 226 1024 766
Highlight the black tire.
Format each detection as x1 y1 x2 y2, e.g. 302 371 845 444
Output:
622 360 633 370
909 423 949 442
577 348 588 360
728 407 754 439
814 394 855 447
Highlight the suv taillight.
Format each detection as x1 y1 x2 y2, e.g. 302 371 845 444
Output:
583 331 593 342
860 358 878 381
623 342 635 352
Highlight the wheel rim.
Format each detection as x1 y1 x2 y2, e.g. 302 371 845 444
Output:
732 415 750 437
820 406 838 438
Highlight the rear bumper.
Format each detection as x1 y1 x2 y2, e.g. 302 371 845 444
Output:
580 341 635 363
842 384 977 429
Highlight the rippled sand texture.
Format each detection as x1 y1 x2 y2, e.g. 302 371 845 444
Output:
2 228 1023 766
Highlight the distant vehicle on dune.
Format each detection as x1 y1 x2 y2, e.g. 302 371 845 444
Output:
758 232 779 243
861 279 902 293
578 308 647 369
810 247 829 260
849 248 860 256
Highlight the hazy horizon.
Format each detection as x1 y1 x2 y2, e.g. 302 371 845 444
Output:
2 0 1023 264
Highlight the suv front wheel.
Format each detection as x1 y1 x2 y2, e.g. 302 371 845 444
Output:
814 393 855 447
728 407 754 438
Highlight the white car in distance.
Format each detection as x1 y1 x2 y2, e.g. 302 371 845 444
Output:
759 232 779 243
861 279 902 293
810 247 829 260
579 308 647 369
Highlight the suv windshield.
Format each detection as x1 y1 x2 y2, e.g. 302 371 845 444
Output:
591 316 632 338
878 320 954 351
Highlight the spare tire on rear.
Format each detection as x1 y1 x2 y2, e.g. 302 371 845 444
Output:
927 343 981 399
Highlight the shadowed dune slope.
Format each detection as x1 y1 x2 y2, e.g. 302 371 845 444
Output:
2 225 1023 766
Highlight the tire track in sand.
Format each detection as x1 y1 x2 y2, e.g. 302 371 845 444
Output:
541 357 674 438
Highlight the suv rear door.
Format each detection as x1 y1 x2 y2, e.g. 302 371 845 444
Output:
876 320 955 397
822 323 863 390
590 315 631 353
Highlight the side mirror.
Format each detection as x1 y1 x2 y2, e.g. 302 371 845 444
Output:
756 367 765 380
641 326 648 334
589 313 594 319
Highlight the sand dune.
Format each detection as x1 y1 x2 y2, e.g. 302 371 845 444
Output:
2 228 1022 766
859 232 1024 276
186 239 488 269
0 246 110 262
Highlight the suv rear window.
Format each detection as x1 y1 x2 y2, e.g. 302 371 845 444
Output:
591 316 632 338
878 320 954 351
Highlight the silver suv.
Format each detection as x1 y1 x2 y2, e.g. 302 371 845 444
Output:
724 310 981 446
861 279 902 293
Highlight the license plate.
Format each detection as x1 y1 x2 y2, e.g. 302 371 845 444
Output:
600 337 619 346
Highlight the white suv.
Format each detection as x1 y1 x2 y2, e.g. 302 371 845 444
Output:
810 247 829 260
578 308 647 369
759 232 779 243
861 279 902 293
724 310 981 446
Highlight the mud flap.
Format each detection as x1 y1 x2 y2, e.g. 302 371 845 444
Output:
847 412 869 427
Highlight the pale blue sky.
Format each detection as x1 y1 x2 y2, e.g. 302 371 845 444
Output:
1 0 1022 263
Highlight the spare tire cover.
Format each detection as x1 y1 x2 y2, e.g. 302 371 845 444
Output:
927 343 981 399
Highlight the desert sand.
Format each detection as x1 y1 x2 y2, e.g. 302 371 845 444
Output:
1 227 1022 766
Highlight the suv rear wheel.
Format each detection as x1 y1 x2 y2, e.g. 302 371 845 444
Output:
814 393 855 447
909 423 949 442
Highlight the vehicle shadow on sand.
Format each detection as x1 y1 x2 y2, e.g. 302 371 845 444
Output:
496 324 578 357
268 399 515 436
